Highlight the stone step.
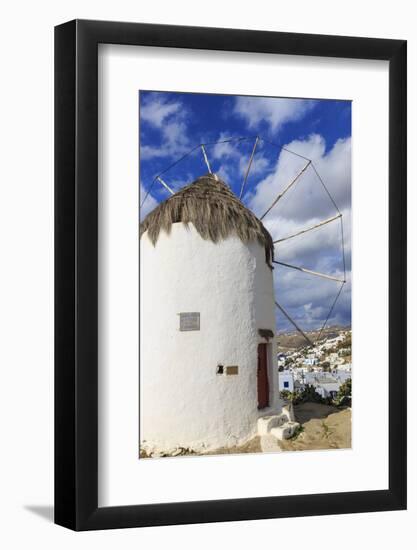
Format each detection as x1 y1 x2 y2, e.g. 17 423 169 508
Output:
257 413 289 436
282 402 295 422
270 421 300 441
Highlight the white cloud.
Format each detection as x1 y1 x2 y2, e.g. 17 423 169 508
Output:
141 98 182 127
244 133 352 331
248 134 351 223
238 153 270 178
141 121 190 161
233 97 316 132
275 266 351 331
211 134 237 160
216 165 233 186
210 134 271 189
140 94 190 160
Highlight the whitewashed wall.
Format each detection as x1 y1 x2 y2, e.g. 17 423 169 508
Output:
140 223 281 452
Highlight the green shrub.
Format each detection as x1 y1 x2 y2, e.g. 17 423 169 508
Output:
333 378 352 407
280 385 325 405
280 389 298 402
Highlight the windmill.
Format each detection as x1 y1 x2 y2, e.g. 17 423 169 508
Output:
139 136 348 454
140 135 347 349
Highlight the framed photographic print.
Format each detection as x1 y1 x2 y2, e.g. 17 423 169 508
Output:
55 20 407 530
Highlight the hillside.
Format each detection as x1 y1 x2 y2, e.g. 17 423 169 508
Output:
277 325 350 352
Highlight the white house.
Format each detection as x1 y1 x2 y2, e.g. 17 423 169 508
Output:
304 353 318 366
315 382 340 399
333 371 351 383
277 352 286 368
278 371 294 393
140 174 283 454
293 367 309 386
309 374 341 399
338 362 352 372
332 363 352 383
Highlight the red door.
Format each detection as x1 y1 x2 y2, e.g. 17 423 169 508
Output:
257 343 269 409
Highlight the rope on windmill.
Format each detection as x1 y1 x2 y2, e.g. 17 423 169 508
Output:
340 215 347 281
316 282 345 343
310 162 342 216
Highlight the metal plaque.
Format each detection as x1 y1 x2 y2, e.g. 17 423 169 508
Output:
226 366 239 375
179 312 200 331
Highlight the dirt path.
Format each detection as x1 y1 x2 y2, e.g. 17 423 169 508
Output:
279 403 351 451
205 404 351 455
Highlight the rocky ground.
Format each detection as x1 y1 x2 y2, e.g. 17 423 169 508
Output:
204 436 262 455
140 436 263 458
140 403 351 458
206 403 351 455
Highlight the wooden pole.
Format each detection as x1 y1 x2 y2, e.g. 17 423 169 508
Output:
201 145 212 174
156 176 174 195
260 160 311 220
239 136 259 199
273 260 346 283
273 213 342 244
275 301 314 347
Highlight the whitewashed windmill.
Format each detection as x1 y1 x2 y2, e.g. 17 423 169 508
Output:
139 137 346 455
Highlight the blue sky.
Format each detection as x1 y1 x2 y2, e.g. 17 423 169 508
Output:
139 91 352 334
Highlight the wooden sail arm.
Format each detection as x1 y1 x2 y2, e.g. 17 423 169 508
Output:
156 176 174 195
273 260 346 283
201 145 212 174
275 301 314 347
239 136 259 199
273 213 342 244
260 160 311 220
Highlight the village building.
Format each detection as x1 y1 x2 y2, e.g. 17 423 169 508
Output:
278 370 295 393
304 354 318 366
277 352 286 368
332 362 352 382
315 381 340 400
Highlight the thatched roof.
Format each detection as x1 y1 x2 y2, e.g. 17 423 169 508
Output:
140 174 274 266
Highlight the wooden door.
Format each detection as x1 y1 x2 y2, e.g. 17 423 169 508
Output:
257 343 269 409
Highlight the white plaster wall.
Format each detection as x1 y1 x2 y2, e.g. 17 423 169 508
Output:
140 223 281 452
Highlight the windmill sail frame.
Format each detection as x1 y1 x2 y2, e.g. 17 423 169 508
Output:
140 135 348 345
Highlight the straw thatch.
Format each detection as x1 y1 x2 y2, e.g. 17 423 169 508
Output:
140 174 274 266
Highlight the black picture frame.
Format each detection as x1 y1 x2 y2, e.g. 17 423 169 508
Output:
55 19 407 531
